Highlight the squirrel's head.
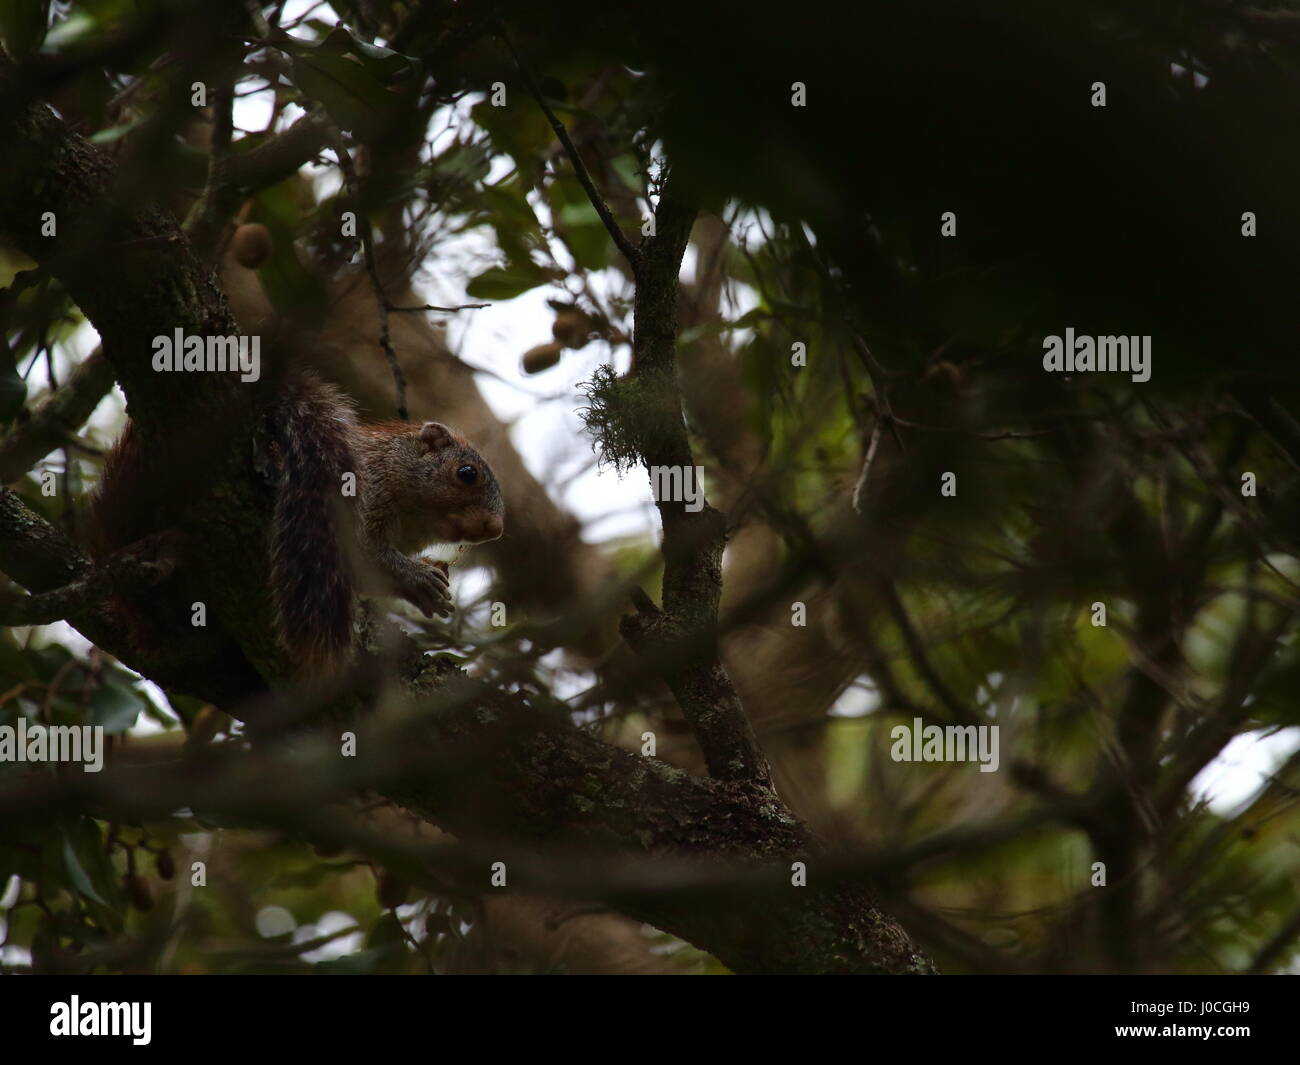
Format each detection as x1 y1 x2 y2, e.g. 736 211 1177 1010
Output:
414 421 505 544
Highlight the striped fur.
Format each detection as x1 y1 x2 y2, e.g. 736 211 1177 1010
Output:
268 373 360 667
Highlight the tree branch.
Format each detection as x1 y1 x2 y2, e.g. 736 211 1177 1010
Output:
0 349 115 484
612 179 775 790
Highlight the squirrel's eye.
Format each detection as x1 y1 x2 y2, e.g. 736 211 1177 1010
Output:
456 464 477 485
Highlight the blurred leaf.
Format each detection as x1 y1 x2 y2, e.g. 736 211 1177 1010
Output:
273 861 361 889
286 26 416 139
0 350 26 425
466 259 552 301
28 644 75 684
38 9 95 54
90 680 141 734
289 25 417 82
291 53 399 138
0 245 38 289
0 0 49 54
88 116 146 144
549 175 608 271
471 98 552 181
60 827 107 907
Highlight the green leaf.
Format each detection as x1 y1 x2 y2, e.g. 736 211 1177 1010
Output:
60 831 107 907
90 681 142 734
29 644 75 683
290 25 416 82
340 35 417 82
470 98 552 180
481 183 542 234
38 9 96 54
291 55 389 138
428 140 493 188
466 260 552 301
285 26 417 140
549 176 610 271
89 116 146 144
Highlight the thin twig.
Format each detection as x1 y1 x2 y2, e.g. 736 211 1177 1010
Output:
851 415 882 515
497 29 642 272
332 134 408 419
183 72 236 257
389 302 490 313
850 334 904 452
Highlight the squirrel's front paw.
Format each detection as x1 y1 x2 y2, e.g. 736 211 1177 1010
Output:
403 560 453 618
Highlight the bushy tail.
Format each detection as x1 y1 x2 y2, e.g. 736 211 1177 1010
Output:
269 374 358 668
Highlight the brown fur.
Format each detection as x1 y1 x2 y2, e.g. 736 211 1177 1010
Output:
94 371 505 673
270 372 505 667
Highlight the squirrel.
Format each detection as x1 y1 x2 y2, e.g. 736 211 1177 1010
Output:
266 372 504 665
92 371 504 671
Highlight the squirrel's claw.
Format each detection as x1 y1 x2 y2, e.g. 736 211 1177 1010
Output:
405 561 453 618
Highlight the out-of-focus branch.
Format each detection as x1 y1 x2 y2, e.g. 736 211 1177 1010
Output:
183 71 237 259
332 132 408 419
0 349 115 484
0 546 169 626
0 664 934 974
227 109 332 188
0 488 261 705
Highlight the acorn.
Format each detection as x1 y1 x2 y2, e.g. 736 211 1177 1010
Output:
231 222 273 269
522 341 564 374
551 309 590 348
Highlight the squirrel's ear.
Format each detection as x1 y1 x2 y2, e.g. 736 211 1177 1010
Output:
419 421 456 452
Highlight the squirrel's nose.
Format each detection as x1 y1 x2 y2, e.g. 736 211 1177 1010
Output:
463 513 503 543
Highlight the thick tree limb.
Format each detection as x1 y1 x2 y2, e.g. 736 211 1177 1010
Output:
0 663 933 974
0 488 262 705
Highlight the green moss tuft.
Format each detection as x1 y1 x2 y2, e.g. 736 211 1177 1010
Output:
578 364 681 473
